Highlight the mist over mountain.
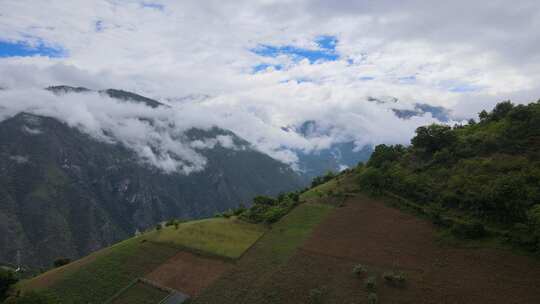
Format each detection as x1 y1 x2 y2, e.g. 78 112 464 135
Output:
0 88 304 268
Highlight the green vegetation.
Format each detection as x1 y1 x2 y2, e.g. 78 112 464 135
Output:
300 178 339 200
1 268 18 301
382 271 406 287
193 203 334 303
364 276 377 292
352 264 367 277
52 258 70 268
356 100 540 253
4 291 57 304
308 287 324 304
144 218 266 259
218 192 302 225
367 292 378 304
19 238 178 303
311 171 337 188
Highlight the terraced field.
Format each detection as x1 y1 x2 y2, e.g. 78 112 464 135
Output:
17 217 266 303
214 195 540 304
193 203 334 304
144 218 266 259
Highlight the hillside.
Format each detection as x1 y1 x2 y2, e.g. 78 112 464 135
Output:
4 100 540 303
356 100 540 252
7 165 540 303
0 108 303 269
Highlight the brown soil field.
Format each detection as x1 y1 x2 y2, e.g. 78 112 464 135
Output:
144 251 232 297
255 195 540 303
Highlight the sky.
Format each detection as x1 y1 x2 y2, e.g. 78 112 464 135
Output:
0 0 539 172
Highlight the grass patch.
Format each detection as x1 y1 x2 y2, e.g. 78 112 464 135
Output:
31 238 178 303
144 218 266 259
193 203 334 304
300 179 339 201
110 282 169 304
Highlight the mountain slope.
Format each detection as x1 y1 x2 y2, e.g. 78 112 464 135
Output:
0 112 302 269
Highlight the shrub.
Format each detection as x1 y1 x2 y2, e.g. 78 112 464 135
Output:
165 219 177 227
450 220 486 239
0 269 18 301
352 264 367 277
308 288 323 304
367 292 378 304
253 195 277 206
156 224 162 231
364 276 377 292
382 271 406 287
53 258 71 268
507 223 536 248
357 167 386 194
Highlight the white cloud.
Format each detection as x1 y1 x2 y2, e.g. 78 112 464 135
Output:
0 0 538 170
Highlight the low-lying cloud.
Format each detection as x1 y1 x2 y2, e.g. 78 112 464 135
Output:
0 88 448 173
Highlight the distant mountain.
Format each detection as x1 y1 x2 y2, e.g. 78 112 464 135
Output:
46 85 165 108
0 89 303 268
392 103 451 122
289 120 373 179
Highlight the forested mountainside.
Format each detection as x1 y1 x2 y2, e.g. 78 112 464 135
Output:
0 109 302 269
357 100 540 252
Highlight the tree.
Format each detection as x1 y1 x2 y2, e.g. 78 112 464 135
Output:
252 195 276 206
367 144 403 168
478 110 489 121
411 124 456 155
490 100 514 121
53 258 71 268
0 268 18 301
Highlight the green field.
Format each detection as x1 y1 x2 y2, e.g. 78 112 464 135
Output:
18 217 266 303
193 203 334 304
111 282 169 304
145 218 266 259
45 239 177 303
300 179 339 200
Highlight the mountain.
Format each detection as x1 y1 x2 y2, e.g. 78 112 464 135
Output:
288 120 373 179
9 132 540 303
46 86 165 108
392 102 451 121
0 89 303 269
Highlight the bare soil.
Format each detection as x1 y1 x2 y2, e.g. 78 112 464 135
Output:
262 195 540 303
144 251 232 297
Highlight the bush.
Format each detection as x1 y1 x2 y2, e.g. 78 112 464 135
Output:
367 292 378 304
253 195 276 206
450 220 486 239
308 288 323 304
165 219 177 227
507 223 537 248
53 258 71 268
364 276 377 292
1 269 18 301
358 167 386 194
352 264 367 277
382 271 406 287
156 224 162 231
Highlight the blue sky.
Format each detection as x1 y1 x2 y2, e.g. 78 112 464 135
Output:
0 40 64 58
251 35 340 64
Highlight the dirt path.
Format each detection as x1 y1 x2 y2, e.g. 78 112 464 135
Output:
253 195 540 303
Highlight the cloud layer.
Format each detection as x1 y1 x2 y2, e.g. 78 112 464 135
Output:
0 0 539 171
